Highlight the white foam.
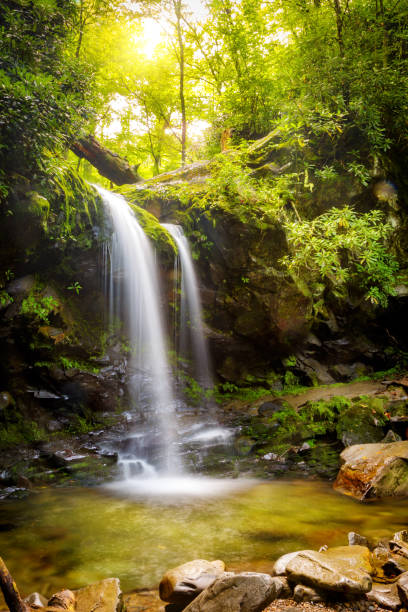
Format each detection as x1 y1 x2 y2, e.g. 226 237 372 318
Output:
104 476 254 501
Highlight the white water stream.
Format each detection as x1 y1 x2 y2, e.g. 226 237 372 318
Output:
95 186 180 476
162 223 213 392
96 187 237 498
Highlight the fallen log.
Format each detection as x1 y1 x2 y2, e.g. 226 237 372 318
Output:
0 557 30 612
71 135 141 186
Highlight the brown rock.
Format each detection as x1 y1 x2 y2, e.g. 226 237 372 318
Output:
397 571 408 606
159 559 225 605
273 552 305 576
367 582 402 610
183 572 284 612
334 441 408 500
47 590 75 611
74 578 122 612
285 549 372 595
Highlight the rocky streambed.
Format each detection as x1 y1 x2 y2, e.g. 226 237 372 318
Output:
3 529 408 612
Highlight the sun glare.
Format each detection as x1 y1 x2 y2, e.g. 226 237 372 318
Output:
137 18 164 59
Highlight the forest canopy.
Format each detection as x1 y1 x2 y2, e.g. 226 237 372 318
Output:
1 0 407 185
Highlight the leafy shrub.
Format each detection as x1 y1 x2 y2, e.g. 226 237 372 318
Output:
20 292 59 324
282 206 399 307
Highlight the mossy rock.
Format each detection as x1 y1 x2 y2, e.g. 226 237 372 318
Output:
336 399 386 446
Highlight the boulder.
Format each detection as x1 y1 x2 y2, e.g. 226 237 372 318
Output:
367 582 402 611
285 548 372 595
74 578 123 612
183 572 284 612
273 551 305 576
159 559 225 605
24 592 48 607
397 571 408 606
334 441 408 500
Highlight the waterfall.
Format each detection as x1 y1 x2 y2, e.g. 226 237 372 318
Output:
162 224 213 392
95 186 180 475
95 187 242 499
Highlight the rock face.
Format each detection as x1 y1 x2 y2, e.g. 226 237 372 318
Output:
74 578 123 612
159 559 225 606
334 441 408 500
285 548 372 595
182 572 284 612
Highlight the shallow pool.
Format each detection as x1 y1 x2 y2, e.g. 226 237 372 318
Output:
0 479 407 599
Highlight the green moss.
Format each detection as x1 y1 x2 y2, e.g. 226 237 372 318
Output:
130 203 176 258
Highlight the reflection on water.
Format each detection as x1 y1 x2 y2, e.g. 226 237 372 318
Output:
0 480 407 599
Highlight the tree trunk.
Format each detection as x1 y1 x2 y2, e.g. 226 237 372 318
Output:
0 557 30 612
174 0 187 167
70 135 141 186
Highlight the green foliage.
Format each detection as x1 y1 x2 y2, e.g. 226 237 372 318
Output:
67 281 83 295
282 206 399 307
20 291 59 324
186 151 282 227
0 0 96 193
0 290 13 307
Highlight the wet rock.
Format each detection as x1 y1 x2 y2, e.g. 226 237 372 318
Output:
274 552 305 576
48 589 76 610
382 430 402 443
397 571 408 606
293 583 326 603
367 582 401 610
285 548 372 595
389 532 408 563
334 441 408 500
348 532 368 547
183 572 284 612
75 578 122 612
24 592 48 607
7 275 36 296
159 559 225 605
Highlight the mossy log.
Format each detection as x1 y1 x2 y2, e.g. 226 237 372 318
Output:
0 557 30 612
71 135 141 186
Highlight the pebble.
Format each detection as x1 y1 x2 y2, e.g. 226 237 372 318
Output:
263 598 384 612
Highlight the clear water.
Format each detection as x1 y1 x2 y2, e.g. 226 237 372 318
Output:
0 480 407 599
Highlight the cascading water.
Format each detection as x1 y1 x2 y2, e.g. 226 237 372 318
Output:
162 223 212 392
95 186 180 476
96 186 251 498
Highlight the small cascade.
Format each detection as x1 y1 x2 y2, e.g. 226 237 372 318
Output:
162 223 213 392
95 186 181 476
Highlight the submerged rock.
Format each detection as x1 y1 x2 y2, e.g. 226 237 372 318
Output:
334 441 408 500
183 572 284 612
159 559 225 606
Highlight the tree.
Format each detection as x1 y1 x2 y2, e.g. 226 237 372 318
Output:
0 0 96 196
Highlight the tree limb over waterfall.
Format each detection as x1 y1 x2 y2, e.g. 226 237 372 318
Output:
71 135 142 186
